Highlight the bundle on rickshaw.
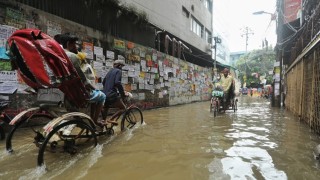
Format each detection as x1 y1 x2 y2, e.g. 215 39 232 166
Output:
211 85 224 98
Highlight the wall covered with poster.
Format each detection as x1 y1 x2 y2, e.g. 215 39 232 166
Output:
0 2 213 113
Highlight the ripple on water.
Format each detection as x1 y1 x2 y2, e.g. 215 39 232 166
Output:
226 132 269 141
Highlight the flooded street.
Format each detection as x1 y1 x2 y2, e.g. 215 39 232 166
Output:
1 96 320 180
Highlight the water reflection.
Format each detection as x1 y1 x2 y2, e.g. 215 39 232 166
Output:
207 97 319 180
0 96 320 179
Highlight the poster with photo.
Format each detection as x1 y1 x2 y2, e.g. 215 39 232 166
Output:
83 42 94 59
122 70 128 78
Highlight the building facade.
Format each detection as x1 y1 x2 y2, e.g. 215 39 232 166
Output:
212 0 230 66
277 0 320 134
119 0 214 65
230 51 246 68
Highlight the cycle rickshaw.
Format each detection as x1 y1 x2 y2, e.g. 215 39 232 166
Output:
5 29 143 168
210 81 238 117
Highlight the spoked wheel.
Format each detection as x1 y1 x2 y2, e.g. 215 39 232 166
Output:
121 107 143 131
0 125 5 140
210 98 213 112
37 120 97 168
215 100 220 117
6 113 53 153
212 100 217 117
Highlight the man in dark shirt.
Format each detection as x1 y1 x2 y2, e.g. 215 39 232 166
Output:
102 59 127 125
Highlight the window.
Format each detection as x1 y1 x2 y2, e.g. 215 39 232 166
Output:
191 17 203 37
205 29 212 44
204 0 212 13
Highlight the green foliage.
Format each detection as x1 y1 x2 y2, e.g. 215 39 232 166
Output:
235 48 275 87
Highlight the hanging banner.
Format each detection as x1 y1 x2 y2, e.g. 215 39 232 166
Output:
284 0 301 23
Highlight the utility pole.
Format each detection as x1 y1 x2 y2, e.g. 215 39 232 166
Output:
241 27 254 52
240 27 253 88
213 36 221 78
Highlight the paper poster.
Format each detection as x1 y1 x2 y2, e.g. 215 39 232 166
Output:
0 25 17 39
139 72 145 78
122 77 128 84
146 84 154 91
114 39 125 50
94 46 103 55
0 61 11 70
106 60 114 67
118 55 125 60
139 83 145 90
131 83 137 90
151 67 158 73
83 42 94 59
0 81 18 94
106 50 114 59
122 70 128 78
0 25 8 39
135 70 140 77
0 47 9 60
47 20 62 37
0 71 17 81
92 61 105 78
152 52 157 61
140 49 146 57
158 91 163 98
149 78 154 85
96 54 105 62
145 73 151 80
128 71 136 77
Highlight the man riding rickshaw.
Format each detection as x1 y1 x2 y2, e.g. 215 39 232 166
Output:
210 68 236 113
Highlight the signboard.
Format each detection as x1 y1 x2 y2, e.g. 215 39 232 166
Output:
114 39 125 50
284 0 301 23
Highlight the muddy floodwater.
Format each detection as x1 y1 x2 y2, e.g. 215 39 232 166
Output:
1 96 320 180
